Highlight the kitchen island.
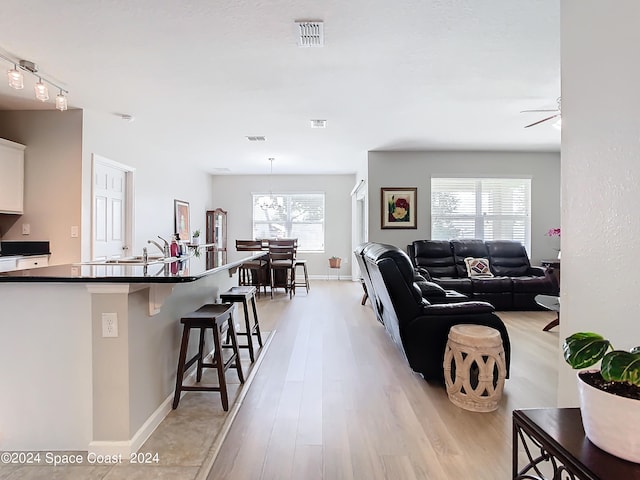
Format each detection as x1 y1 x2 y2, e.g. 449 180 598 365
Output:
0 252 264 455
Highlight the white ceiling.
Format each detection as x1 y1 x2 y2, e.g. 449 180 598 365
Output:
0 0 560 175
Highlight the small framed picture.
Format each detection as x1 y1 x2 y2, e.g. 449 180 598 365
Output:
381 187 417 229
174 199 190 241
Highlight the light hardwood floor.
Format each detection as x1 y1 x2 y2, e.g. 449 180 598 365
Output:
209 281 560 480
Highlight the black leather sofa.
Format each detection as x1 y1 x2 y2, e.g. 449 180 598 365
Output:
355 242 511 382
407 239 559 310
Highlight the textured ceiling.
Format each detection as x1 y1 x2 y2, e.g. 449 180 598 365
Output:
0 0 560 174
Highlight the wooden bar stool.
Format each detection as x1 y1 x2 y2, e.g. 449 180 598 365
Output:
293 258 310 293
220 286 264 363
172 303 245 411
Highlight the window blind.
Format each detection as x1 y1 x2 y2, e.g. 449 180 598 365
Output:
431 177 531 251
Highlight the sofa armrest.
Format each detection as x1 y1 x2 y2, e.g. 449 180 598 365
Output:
415 266 433 281
527 266 546 277
415 279 447 298
421 301 495 315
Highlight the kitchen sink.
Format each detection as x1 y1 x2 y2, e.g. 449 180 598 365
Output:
103 259 163 265
79 255 171 266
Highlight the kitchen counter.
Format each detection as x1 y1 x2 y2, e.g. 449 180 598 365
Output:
0 250 264 455
0 251 265 283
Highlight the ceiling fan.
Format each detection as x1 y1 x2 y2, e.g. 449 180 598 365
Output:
521 97 561 128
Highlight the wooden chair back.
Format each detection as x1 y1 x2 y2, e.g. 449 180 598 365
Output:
236 240 263 251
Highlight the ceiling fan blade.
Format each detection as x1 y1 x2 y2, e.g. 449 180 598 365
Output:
524 114 560 128
520 108 559 113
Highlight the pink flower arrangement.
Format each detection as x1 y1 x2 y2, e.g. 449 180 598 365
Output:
546 228 561 237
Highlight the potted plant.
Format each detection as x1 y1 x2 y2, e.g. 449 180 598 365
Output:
329 256 341 268
563 332 640 462
191 229 200 245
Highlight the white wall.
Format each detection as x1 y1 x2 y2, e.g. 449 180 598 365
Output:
211 173 355 277
0 110 83 265
367 150 561 264
558 1 640 405
80 109 216 261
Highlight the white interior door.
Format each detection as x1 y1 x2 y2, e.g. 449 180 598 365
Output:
92 156 133 260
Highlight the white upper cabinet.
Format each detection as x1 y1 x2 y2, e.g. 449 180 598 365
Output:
0 138 25 214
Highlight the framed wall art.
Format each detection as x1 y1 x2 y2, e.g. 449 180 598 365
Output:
381 187 417 229
174 199 190 241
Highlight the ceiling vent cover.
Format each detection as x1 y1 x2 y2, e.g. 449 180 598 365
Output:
310 119 327 128
246 136 266 142
296 21 324 47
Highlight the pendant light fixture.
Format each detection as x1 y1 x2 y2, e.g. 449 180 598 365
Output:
258 158 276 210
0 51 69 110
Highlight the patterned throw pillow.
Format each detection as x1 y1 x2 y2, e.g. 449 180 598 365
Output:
464 257 494 277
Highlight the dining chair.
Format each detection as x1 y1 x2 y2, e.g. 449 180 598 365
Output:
268 245 296 298
235 240 268 296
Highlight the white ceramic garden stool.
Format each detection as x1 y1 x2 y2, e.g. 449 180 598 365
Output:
443 324 506 412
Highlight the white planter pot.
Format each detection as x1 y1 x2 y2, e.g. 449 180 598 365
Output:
577 371 640 463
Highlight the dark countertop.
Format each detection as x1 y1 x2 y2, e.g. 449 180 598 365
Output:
0 252 266 284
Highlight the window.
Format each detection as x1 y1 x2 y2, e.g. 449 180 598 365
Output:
431 177 531 251
252 192 325 252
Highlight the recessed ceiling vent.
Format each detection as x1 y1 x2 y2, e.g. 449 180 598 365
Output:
310 119 327 128
296 21 324 47
246 136 266 141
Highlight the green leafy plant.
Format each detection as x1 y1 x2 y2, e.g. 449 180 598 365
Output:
329 256 341 260
192 229 200 238
563 332 640 386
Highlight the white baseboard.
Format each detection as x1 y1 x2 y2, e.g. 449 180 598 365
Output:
88 354 208 456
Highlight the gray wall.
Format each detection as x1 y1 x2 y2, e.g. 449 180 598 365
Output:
212 173 356 277
367 150 561 264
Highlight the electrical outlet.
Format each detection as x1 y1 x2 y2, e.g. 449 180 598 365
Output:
71 226 79 238
101 313 118 338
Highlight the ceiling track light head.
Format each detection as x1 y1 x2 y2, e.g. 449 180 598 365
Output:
18 59 38 73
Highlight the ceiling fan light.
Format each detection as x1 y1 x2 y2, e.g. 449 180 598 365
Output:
7 66 24 89
56 91 68 111
34 79 49 101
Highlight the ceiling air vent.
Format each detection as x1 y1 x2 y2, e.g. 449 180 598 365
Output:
310 119 327 128
296 21 324 47
246 136 266 142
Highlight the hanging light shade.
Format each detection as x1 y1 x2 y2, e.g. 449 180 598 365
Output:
34 78 49 101
7 65 24 89
55 90 68 111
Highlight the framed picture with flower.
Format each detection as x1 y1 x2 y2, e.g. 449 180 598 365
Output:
381 187 417 229
174 199 190 242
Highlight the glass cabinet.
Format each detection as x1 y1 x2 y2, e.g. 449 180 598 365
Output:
206 208 227 268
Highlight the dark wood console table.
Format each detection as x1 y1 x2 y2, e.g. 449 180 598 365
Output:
513 408 640 480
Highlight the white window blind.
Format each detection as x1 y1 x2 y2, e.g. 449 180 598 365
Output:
252 193 325 252
431 177 531 251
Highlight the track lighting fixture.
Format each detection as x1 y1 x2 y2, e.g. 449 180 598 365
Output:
0 51 69 110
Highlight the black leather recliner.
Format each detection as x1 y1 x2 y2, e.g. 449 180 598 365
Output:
357 242 511 382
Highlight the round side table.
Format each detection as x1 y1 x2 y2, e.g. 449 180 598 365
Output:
443 324 506 412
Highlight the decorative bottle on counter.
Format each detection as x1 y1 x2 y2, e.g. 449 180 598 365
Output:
170 235 179 258
175 233 187 257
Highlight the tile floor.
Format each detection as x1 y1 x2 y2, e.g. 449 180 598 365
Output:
0 332 273 480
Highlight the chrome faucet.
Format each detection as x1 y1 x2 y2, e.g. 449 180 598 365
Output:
148 236 170 258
